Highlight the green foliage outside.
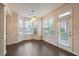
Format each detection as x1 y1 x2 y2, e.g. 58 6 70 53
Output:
44 17 55 36
60 28 68 40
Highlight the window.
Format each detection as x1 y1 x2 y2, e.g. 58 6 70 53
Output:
43 19 49 35
24 20 32 35
18 16 41 36
48 17 55 35
18 17 23 34
33 20 39 35
58 10 72 47
59 18 69 47
43 17 55 36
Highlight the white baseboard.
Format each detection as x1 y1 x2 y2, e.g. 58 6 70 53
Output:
4 50 7 56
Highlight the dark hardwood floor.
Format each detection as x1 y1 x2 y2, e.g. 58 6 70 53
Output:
6 40 75 56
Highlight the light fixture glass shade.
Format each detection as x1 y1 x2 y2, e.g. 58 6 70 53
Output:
30 16 37 23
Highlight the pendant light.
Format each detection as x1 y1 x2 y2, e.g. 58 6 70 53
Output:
30 10 37 23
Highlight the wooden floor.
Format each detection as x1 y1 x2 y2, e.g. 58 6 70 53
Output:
6 40 75 56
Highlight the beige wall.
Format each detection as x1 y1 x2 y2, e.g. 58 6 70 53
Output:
72 4 79 55
6 15 11 45
6 12 18 45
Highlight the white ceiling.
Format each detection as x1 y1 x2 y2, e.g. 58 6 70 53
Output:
7 3 65 18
